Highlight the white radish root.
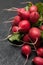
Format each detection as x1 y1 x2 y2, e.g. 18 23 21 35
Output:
3 7 18 12
23 55 28 65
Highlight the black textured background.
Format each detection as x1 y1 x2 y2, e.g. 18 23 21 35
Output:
0 0 43 65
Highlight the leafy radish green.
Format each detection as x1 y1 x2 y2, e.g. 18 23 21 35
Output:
9 32 22 42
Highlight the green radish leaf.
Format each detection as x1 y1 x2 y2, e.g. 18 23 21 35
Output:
27 2 32 7
36 2 43 16
8 32 22 42
32 20 42 27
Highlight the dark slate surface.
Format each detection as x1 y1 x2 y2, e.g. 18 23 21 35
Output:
0 0 43 65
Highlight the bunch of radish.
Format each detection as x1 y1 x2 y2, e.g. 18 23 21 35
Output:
1 2 43 65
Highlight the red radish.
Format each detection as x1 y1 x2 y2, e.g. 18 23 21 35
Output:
19 20 31 32
23 34 30 42
18 8 25 16
29 27 41 40
12 26 19 32
21 45 31 56
40 25 43 31
29 5 38 13
12 15 21 26
18 8 30 20
21 45 31 65
29 12 40 23
20 10 30 20
32 57 43 65
37 48 43 57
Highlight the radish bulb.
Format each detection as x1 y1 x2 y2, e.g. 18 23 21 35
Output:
19 20 31 32
37 48 43 57
21 45 31 65
17 8 30 20
40 25 43 31
18 8 25 16
22 34 32 43
29 27 41 41
12 26 19 32
32 57 43 65
23 34 30 42
29 12 40 23
12 15 21 26
29 5 38 13
29 27 41 51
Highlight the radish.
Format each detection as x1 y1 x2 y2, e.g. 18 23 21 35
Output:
32 57 43 65
22 34 32 42
17 8 30 20
12 15 21 26
29 27 41 51
12 26 19 32
18 8 25 16
37 48 43 57
21 45 31 56
29 12 40 23
40 25 43 31
29 5 38 13
19 20 31 32
19 10 30 20
21 45 31 65
29 27 41 41
23 34 30 42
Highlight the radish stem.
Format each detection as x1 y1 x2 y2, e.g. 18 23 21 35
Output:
7 17 14 20
0 26 12 41
21 1 32 4
4 21 12 24
3 7 18 12
34 38 38 45
33 38 38 51
9 40 33 47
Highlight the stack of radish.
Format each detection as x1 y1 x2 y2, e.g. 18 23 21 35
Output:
1 2 43 65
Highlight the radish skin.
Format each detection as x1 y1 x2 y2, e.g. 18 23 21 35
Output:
37 48 43 57
32 57 43 65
